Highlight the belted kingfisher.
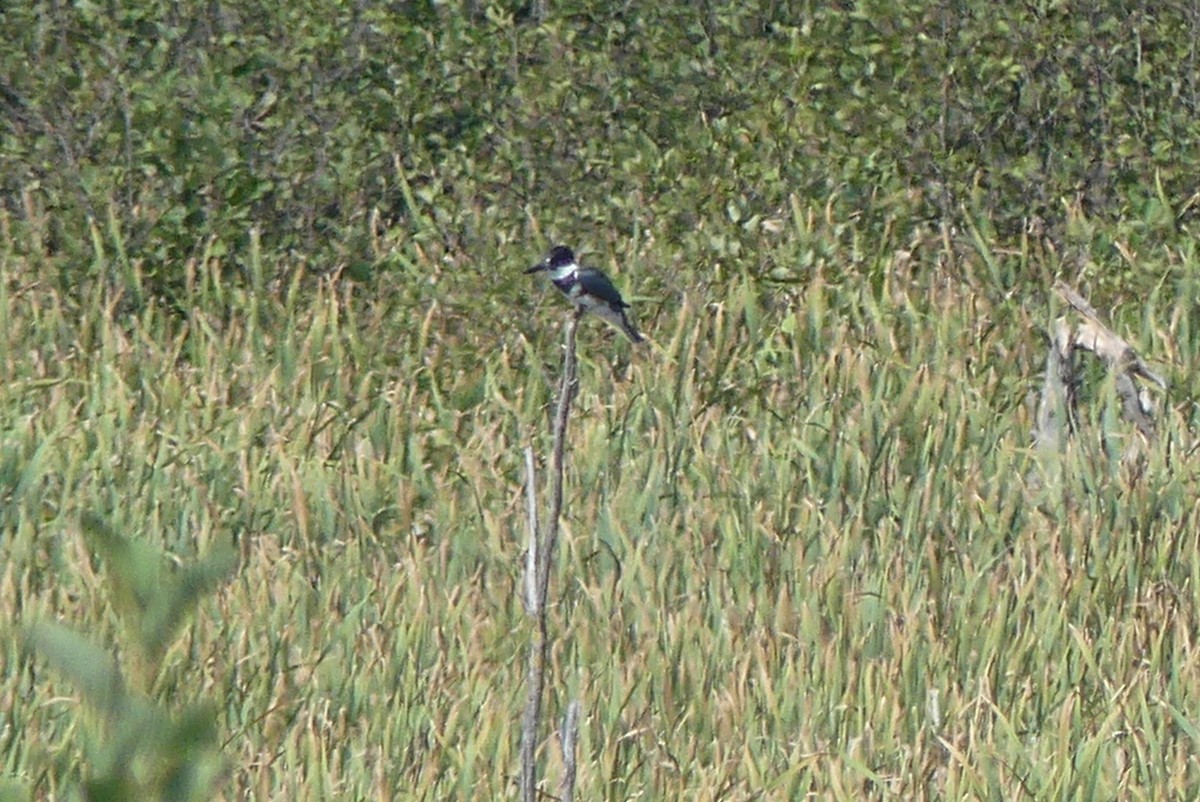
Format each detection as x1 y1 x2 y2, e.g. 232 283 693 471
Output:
526 245 644 343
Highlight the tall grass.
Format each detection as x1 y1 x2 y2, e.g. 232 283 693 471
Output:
5 188 1200 798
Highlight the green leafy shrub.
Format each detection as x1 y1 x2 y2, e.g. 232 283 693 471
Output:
22 515 233 801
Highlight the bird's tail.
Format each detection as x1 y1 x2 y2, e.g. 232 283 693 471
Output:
620 311 645 344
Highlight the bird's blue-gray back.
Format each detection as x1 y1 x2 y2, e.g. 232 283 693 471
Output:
577 268 628 308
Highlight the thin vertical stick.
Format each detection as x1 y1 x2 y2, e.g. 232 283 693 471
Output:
518 590 549 802
523 447 539 615
559 699 582 802
538 311 581 601
520 311 580 802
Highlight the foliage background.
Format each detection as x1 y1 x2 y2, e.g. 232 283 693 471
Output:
4 0 1200 799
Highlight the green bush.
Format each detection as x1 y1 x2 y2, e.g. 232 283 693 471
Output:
5 1 1197 307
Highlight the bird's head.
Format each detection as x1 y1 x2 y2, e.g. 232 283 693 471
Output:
526 245 578 278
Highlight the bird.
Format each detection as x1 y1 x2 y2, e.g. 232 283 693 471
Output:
525 245 644 343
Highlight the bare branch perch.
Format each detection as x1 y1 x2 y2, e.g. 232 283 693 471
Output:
520 310 581 802
538 309 581 602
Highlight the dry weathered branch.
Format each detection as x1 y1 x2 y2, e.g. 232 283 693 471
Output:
1058 282 1167 392
1033 318 1077 453
538 310 581 602
520 310 581 802
559 699 581 802
1034 283 1165 458
518 591 549 802
523 447 539 615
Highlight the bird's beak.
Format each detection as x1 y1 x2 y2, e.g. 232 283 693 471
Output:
525 260 548 274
